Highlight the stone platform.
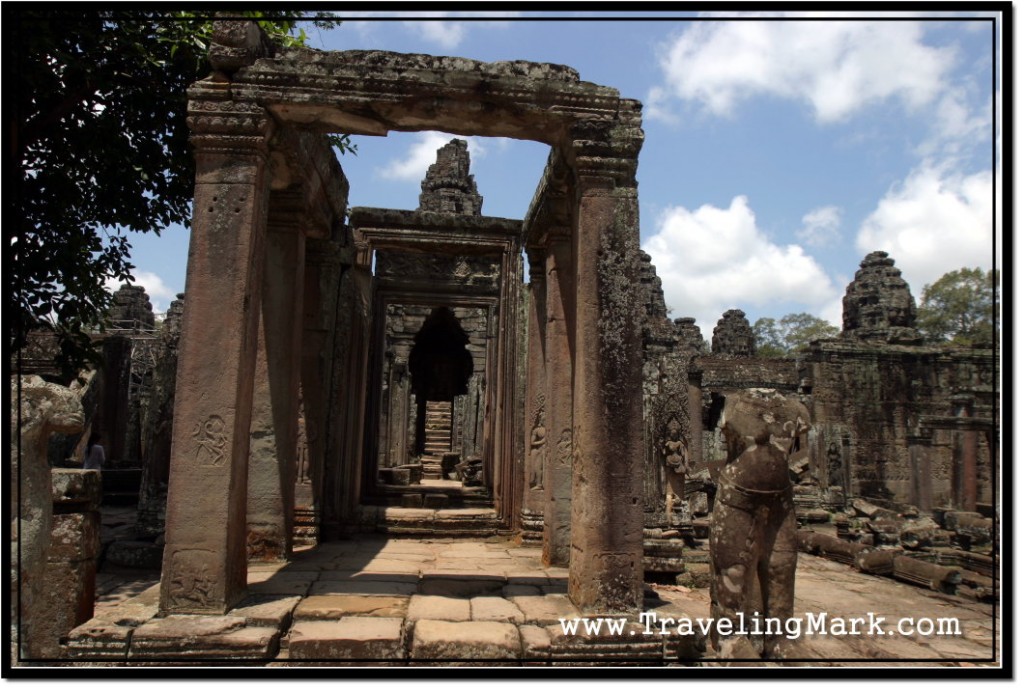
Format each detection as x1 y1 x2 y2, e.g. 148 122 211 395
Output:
61 537 997 667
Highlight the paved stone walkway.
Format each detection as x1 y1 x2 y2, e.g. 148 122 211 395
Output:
68 535 997 667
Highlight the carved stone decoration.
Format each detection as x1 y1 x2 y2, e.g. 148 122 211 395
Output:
709 389 810 660
712 309 756 358
165 549 218 610
192 415 227 466
528 394 547 490
841 250 920 343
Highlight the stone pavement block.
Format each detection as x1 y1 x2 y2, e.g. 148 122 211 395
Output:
407 594 471 622
519 624 552 665
410 620 521 661
65 620 133 661
509 594 580 626
421 575 505 597
470 596 525 624
129 625 280 660
293 594 409 620
311 578 419 597
230 595 301 628
247 573 317 596
355 559 424 574
289 617 405 661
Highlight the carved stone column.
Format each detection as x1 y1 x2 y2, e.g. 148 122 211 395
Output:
521 249 547 539
566 112 645 613
953 395 978 512
246 190 306 562
159 84 273 614
543 234 574 567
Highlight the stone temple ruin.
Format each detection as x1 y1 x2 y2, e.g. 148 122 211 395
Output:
11 21 999 666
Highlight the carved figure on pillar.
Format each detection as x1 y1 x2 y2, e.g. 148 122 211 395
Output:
661 416 691 515
709 389 809 660
529 395 547 490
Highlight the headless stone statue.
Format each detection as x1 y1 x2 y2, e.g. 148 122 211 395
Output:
709 389 809 660
11 375 85 658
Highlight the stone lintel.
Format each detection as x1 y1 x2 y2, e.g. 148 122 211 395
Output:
236 49 627 145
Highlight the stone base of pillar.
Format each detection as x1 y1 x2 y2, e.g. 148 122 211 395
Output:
519 509 544 543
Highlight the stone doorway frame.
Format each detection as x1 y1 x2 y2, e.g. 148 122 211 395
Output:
351 207 523 524
160 21 646 616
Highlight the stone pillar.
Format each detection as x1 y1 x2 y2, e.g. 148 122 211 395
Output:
543 235 574 567
246 205 306 562
36 470 103 659
160 89 273 614
907 433 933 512
953 395 978 512
566 115 645 614
522 250 547 538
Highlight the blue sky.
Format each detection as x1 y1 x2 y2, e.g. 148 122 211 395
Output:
121 10 999 339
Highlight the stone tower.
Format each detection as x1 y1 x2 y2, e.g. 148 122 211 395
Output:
418 139 483 216
712 309 755 357
108 284 155 330
841 251 920 343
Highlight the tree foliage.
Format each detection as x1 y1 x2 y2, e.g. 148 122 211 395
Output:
917 267 999 346
753 313 840 357
10 10 345 379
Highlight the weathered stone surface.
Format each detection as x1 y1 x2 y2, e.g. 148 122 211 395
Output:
230 595 301 628
519 624 552 664
310 578 418 597
293 594 409 619
507 594 580 626
12 376 85 659
105 540 164 570
51 469 103 510
289 617 406 661
65 620 133 661
409 620 520 661
129 620 279 660
407 594 471 622
470 596 525 623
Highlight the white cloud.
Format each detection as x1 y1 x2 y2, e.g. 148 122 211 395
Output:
797 205 842 247
653 20 956 124
105 270 176 315
856 164 994 294
642 196 841 337
338 11 519 49
375 132 487 182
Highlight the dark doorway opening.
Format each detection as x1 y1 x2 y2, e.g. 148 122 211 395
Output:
409 307 474 456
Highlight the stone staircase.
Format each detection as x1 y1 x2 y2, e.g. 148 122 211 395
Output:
422 401 453 479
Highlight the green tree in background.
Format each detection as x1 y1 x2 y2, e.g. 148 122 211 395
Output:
10 10 345 379
917 267 999 346
754 313 840 357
